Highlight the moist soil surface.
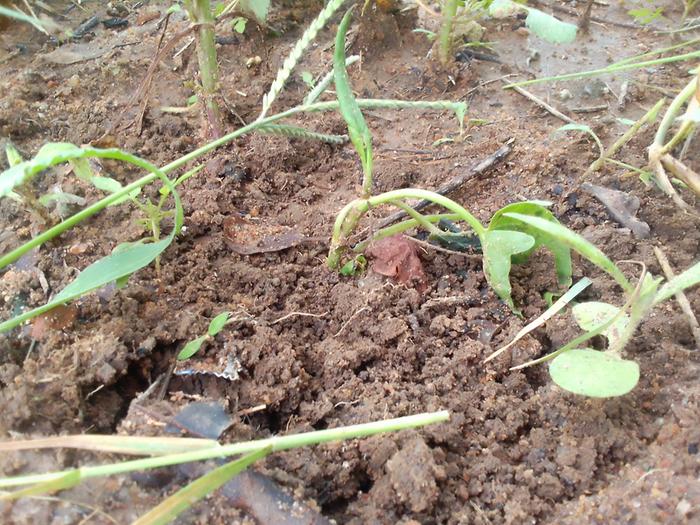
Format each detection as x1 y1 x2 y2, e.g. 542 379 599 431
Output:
1 1 699 524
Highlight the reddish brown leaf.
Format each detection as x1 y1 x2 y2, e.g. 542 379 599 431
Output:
30 305 78 339
366 235 427 290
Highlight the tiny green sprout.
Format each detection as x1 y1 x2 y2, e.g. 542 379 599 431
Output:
178 311 232 360
301 71 315 89
231 16 247 33
340 255 367 276
628 5 665 25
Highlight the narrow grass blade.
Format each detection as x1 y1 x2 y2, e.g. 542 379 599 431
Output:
0 411 449 489
654 260 700 305
485 277 592 363
505 49 700 89
503 212 632 293
304 55 360 105
259 0 346 118
0 6 48 33
132 447 271 525
335 8 373 195
0 471 80 501
0 435 219 456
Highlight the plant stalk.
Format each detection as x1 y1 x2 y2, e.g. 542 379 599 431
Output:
437 0 459 66
186 0 224 138
0 411 449 488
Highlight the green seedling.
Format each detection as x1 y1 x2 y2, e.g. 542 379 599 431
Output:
328 11 571 313
434 0 491 66
0 410 449 524
178 310 231 360
628 3 665 25
494 213 700 397
684 0 699 20
0 0 467 335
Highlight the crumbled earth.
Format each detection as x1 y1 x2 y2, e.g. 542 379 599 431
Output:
0 1 699 524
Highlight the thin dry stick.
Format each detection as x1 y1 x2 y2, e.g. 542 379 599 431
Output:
411 236 481 259
653 246 700 349
503 80 576 124
271 311 329 325
661 153 700 197
371 140 514 232
334 306 370 337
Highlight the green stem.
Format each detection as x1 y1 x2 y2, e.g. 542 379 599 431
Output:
328 189 486 267
585 98 666 176
653 77 697 149
0 99 461 270
0 411 449 488
438 0 459 66
186 0 223 138
352 213 460 253
505 50 700 89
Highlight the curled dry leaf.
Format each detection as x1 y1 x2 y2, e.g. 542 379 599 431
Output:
366 234 427 290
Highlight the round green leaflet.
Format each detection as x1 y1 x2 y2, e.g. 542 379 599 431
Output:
549 349 640 398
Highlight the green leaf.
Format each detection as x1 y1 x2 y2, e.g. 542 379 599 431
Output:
654 260 700 306
91 176 123 193
549 349 639 397
177 335 207 360
232 16 247 33
5 143 22 167
55 239 171 302
502 212 632 293
207 311 231 336
334 9 373 191
489 0 577 44
132 447 271 525
482 230 535 313
70 158 94 182
524 6 577 44
572 302 629 349
301 71 314 87
489 202 572 288
238 0 269 24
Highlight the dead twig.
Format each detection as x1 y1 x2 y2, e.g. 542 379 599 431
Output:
370 139 514 232
504 80 576 124
653 246 700 350
334 307 370 338
271 311 329 325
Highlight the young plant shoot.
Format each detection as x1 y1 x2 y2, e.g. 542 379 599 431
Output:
491 213 700 397
328 11 571 313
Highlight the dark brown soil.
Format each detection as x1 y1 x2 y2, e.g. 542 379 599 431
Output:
1 1 699 524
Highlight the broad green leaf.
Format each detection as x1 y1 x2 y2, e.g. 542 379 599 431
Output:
654 260 700 305
572 302 629 349
524 7 577 44
177 335 207 360
232 17 247 34
132 447 271 525
503 212 632 293
489 202 572 287
482 230 535 314
239 0 269 24
334 9 373 188
207 311 231 336
549 349 639 397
